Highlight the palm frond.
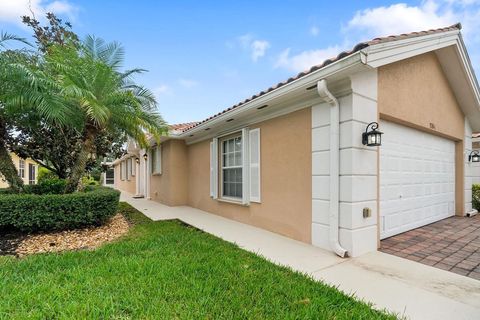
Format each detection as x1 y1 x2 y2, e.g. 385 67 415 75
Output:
0 31 32 49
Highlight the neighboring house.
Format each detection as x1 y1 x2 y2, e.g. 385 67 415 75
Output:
0 153 38 188
114 24 480 257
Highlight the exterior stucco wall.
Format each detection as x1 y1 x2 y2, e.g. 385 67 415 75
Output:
150 139 188 206
0 153 38 188
0 153 38 189
186 108 312 243
114 160 136 195
378 52 464 140
378 52 467 215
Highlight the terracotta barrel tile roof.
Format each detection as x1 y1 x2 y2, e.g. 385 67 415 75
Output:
181 23 462 133
170 122 199 131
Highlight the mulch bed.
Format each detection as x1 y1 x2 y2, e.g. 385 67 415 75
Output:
0 214 130 257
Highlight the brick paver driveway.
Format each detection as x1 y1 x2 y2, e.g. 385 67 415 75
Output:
380 214 480 280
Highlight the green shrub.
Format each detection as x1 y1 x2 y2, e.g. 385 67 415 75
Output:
26 178 67 195
0 187 120 232
473 184 480 211
0 178 67 195
82 175 99 186
37 167 58 183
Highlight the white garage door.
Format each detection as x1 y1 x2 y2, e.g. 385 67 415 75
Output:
380 121 455 239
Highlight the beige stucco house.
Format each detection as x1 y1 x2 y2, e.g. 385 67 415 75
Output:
0 153 38 188
114 24 480 257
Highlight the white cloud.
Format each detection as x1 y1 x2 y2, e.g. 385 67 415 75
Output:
310 26 319 36
251 40 270 61
235 33 270 62
345 1 455 39
276 1 480 73
0 0 78 25
154 85 171 95
275 46 342 72
178 78 198 88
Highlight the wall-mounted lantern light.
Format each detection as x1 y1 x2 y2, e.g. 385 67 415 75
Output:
468 150 480 163
362 122 383 147
143 153 148 161
135 157 140 164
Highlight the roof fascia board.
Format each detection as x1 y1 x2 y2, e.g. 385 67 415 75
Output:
455 35 480 106
184 95 328 145
175 51 365 138
364 30 460 68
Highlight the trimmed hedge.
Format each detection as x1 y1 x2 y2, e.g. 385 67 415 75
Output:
0 187 120 232
473 184 480 211
0 178 67 195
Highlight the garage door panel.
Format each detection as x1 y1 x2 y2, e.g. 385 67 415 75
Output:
380 121 455 239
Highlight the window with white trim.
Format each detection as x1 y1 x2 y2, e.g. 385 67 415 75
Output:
28 163 36 185
210 128 261 204
131 157 136 176
18 159 25 178
120 161 125 181
221 135 243 199
127 158 132 181
151 145 162 174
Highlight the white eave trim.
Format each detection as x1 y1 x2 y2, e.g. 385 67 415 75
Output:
112 153 137 165
175 51 365 139
456 35 480 107
363 30 460 67
363 30 480 109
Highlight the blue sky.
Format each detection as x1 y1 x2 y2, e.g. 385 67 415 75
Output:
1 0 479 124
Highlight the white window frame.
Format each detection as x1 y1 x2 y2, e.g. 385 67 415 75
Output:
220 133 243 201
131 157 136 177
28 163 36 185
18 159 25 178
210 127 260 205
126 158 132 181
120 161 125 181
151 145 162 175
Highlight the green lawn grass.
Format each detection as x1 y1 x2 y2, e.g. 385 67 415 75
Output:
0 202 397 319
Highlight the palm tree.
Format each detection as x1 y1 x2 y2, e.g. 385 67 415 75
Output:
0 32 73 191
0 33 33 191
0 33 30 190
45 37 167 192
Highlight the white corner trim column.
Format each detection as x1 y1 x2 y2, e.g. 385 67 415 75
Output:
342 69 379 257
312 69 380 258
134 156 141 197
145 150 151 200
465 118 476 215
138 148 149 200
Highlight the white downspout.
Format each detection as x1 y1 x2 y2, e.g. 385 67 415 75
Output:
317 79 348 258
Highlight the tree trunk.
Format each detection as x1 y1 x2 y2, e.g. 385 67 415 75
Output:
0 118 24 192
65 127 96 193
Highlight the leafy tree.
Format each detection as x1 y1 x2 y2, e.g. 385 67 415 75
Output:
22 13 79 52
0 33 31 190
0 30 72 191
7 116 127 179
6 14 127 184
2 13 166 192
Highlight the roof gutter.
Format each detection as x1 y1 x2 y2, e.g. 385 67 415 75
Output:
175 51 365 139
317 79 348 258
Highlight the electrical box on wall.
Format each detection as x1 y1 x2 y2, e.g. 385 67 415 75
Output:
363 207 372 218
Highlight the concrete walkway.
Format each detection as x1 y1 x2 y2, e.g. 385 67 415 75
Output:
121 192 480 320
